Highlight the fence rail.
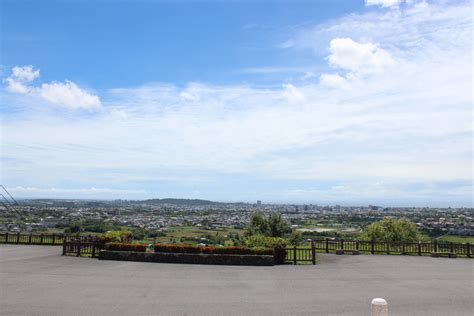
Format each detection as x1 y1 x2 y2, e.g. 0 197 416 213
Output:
62 241 105 258
285 238 471 264
310 238 471 257
285 245 316 265
0 233 99 246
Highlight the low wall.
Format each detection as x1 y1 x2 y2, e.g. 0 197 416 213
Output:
99 250 275 266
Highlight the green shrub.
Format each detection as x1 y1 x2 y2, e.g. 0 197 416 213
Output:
154 244 213 254
99 230 133 243
213 246 273 255
289 230 303 246
147 231 167 238
105 242 147 252
244 234 288 249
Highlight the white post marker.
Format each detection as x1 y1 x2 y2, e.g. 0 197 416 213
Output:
371 298 388 316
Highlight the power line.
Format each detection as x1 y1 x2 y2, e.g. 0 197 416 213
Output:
0 193 22 221
1 185 18 205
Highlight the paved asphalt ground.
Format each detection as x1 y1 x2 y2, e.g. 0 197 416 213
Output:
0 245 473 316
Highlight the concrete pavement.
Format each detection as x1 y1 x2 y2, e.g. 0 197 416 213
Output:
0 245 473 315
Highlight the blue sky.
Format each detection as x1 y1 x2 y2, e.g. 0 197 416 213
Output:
2 0 360 87
1 0 472 206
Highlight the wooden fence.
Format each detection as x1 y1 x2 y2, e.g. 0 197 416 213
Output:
0 232 68 245
285 238 471 264
311 238 471 257
0 233 99 246
286 243 317 265
2 233 471 262
62 240 105 258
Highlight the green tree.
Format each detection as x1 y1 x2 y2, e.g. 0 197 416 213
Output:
288 230 304 246
360 217 422 243
244 212 291 238
244 213 269 236
267 213 291 237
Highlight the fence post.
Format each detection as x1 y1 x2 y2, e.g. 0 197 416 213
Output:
325 238 329 253
40 233 44 244
311 240 316 265
433 239 438 252
371 240 375 254
62 242 66 255
16 232 20 244
386 242 390 255
5 232 9 244
28 233 32 244
340 239 344 250
92 243 96 258
356 240 360 251
371 298 388 316
293 246 297 265
467 243 471 258
450 242 454 254
76 241 82 257
418 241 422 256
52 234 56 245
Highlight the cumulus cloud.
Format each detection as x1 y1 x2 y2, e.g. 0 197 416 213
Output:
5 65 39 93
4 65 101 109
365 0 403 8
11 65 40 82
39 81 101 109
328 38 395 74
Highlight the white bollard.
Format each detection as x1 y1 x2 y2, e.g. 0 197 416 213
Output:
371 298 388 316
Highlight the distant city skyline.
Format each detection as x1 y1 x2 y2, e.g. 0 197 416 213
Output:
1 0 472 207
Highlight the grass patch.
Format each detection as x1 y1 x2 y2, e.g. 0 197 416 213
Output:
438 235 474 244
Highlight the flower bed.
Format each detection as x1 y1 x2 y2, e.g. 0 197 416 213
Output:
154 244 213 254
105 242 147 252
153 244 273 256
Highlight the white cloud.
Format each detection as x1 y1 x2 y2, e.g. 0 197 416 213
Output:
319 73 349 89
282 83 305 104
328 38 395 74
365 0 402 8
11 65 40 82
108 108 128 120
241 66 309 74
8 186 145 195
5 77 30 94
4 65 101 109
39 80 101 109
4 65 39 93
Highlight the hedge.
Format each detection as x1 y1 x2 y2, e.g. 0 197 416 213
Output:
154 244 213 254
105 242 147 252
212 246 273 255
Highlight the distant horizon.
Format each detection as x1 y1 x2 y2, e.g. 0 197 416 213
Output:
1 0 472 208
10 194 472 209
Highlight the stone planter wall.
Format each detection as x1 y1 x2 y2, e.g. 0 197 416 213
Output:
99 250 275 266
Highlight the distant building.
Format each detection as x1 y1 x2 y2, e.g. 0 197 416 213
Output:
257 200 262 206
